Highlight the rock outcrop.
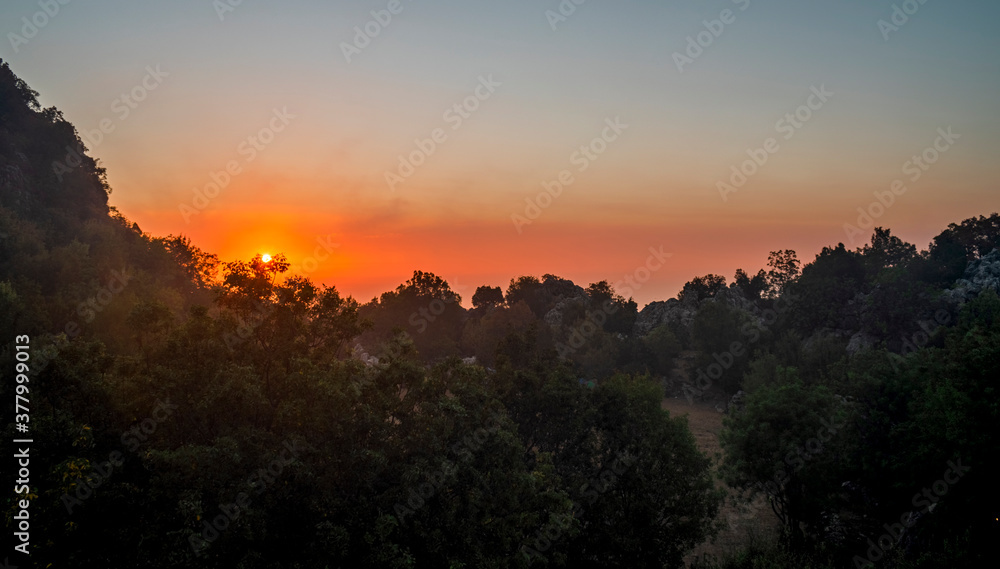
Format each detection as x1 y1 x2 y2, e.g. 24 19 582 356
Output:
543 295 589 329
633 296 698 336
941 248 1000 306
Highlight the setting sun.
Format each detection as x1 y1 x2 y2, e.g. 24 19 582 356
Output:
3 1 998 564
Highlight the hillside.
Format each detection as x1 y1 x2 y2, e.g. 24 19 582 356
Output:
2 60 999 569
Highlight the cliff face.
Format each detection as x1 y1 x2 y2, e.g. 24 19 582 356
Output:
0 60 110 229
633 297 698 337
634 286 761 338
942 248 1000 306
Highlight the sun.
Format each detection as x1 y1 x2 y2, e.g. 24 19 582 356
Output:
261 253 272 263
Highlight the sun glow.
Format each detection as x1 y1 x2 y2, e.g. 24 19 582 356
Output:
261 253 272 263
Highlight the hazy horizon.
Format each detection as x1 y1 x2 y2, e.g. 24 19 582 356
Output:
4 2 1000 566
3 0 998 305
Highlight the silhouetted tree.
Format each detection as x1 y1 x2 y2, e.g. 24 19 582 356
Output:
472 285 504 309
733 267 768 300
765 249 800 298
679 274 727 303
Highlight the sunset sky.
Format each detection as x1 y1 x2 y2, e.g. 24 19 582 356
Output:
4 0 998 305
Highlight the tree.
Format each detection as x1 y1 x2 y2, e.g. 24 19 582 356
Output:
678 274 727 303
461 300 535 366
577 374 721 569
307 284 370 358
920 213 1000 284
506 274 585 318
359 270 465 361
472 285 504 309
858 226 917 273
642 324 681 376
214 254 369 397
126 299 173 352
502 370 723 568
398 269 461 303
733 268 768 300
7 58 1000 566
585 280 616 305
932 213 1000 260
217 253 290 315
837 290 1000 566
156 234 220 288
787 244 865 331
690 299 751 395
765 249 800 298
586 280 638 335
720 375 852 548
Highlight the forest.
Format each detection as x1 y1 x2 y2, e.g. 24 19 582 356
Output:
2 60 998 568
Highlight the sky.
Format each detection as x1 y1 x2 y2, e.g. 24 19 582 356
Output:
3 0 999 306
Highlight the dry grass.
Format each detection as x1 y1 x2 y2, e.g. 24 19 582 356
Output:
662 396 780 566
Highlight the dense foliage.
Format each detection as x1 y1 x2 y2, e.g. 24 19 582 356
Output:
2 61 998 567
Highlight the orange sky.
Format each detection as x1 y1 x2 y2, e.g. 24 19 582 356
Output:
5 0 998 306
